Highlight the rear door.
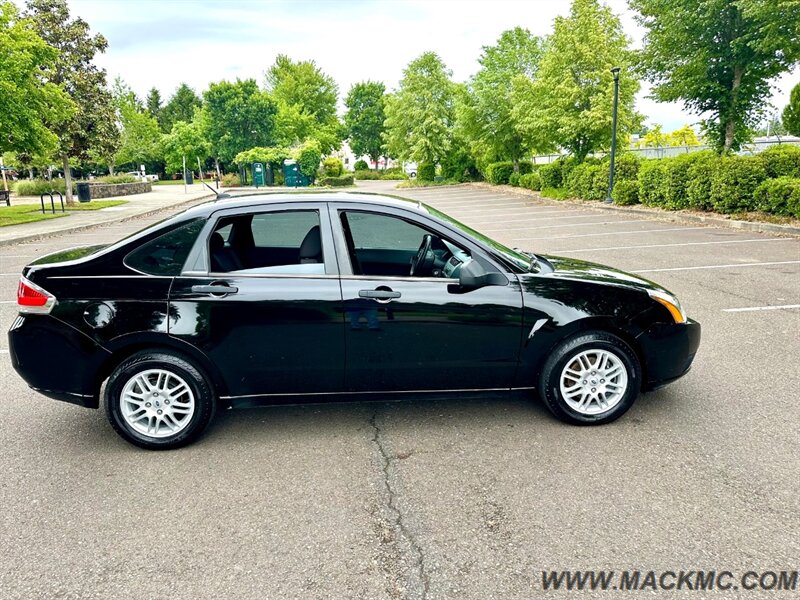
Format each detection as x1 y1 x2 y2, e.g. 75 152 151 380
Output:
168 202 345 400
331 204 525 393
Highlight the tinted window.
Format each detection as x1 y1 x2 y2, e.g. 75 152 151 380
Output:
125 218 205 275
251 211 319 247
345 212 426 251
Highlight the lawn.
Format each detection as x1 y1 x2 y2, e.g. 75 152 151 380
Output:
0 200 128 227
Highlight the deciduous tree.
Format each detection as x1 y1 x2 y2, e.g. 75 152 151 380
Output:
113 80 163 171
162 117 210 175
631 0 800 152
783 82 800 136
25 0 118 202
160 83 202 133
384 52 455 165
344 81 386 168
512 0 640 162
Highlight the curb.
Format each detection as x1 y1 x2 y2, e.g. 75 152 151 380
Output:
0 192 215 248
465 182 800 237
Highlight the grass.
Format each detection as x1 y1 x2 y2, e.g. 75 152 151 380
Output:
396 179 462 188
153 179 187 185
539 187 572 200
0 199 128 227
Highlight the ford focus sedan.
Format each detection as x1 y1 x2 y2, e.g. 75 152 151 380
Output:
9 193 700 449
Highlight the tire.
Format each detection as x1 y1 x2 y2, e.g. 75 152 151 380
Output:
104 351 216 450
538 331 641 425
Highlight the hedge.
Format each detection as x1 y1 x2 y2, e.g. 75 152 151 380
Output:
318 174 354 187
709 155 768 213
753 176 800 218
353 159 369 171
14 179 72 196
485 161 514 185
418 162 436 181
759 145 800 179
612 179 639 205
538 162 563 189
519 172 541 191
322 157 344 177
508 172 520 186
355 169 407 181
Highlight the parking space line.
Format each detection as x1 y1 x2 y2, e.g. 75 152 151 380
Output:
501 219 646 233
632 260 800 273
722 304 800 312
515 226 700 240
556 238 791 253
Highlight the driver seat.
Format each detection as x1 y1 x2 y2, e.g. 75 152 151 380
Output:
299 226 322 264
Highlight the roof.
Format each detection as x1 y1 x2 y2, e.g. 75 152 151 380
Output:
181 191 427 219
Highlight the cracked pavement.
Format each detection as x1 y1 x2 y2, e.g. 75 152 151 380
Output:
0 183 798 599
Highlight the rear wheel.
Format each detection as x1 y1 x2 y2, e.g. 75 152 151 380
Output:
538 332 641 425
104 351 216 450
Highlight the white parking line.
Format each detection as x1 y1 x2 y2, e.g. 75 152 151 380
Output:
556 238 791 253
722 304 800 312
632 260 800 273
516 226 701 240
504 219 645 233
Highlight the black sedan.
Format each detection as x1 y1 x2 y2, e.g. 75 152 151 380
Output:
9 193 700 449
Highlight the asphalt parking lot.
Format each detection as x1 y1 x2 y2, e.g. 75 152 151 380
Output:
1 184 798 599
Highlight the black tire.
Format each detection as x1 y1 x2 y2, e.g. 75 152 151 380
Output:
538 331 641 425
104 351 216 450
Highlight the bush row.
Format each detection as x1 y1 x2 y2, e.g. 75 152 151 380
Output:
318 174 354 187
13 174 139 196
523 145 800 218
354 168 407 181
485 161 534 185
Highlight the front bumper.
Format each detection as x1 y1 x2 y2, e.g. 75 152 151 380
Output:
8 315 109 408
637 318 701 392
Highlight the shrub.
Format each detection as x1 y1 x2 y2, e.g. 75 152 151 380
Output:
519 172 541 191
612 179 640 205
295 140 322 182
614 153 640 181
221 173 241 187
95 174 138 184
758 145 800 179
660 151 713 210
638 159 669 207
485 161 514 185
753 176 800 218
318 174 354 187
442 146 479 182
14 178 72 196
418 162 436 181
354 169 381 180
353 159 369 171
538 161 563 189
380 171 408 180
322 157 344 177
559 156 581 185
686 153 720 211
517 161 535 175
566 163 598 199
508 172 521 186
709 155 768 213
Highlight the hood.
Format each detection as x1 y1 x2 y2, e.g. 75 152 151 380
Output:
542 254 669 294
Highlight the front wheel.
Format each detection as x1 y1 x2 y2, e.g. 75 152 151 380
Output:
538 332 641 425
104 351 216 450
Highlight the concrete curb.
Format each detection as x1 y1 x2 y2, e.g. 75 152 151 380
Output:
464 182 800 237
0 192 215 248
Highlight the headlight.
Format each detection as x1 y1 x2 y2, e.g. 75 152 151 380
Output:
648 289 687 324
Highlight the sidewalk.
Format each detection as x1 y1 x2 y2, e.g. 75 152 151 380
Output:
0 184 216 246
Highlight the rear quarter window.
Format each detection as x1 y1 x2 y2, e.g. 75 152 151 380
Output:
124 218 205 275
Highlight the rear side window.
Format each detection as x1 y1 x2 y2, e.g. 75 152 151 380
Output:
124 218 205 275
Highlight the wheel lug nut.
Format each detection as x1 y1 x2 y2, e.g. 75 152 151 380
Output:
157 409 162 415
591 388 596 392
164 400 170 405
600 379 605 383
145 402 151 407
582 380 587 384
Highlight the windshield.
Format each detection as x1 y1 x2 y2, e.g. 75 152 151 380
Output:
425 205 532 272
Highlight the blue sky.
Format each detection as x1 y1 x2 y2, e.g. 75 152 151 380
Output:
59 0 799 131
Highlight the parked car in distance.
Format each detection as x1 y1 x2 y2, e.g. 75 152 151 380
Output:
125 171 159 182
9 193 700 449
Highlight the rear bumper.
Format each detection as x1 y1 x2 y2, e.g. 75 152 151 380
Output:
8 315 109 409
637 318 701 392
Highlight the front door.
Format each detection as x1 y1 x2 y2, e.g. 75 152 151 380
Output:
169 204 344 399
335 208 524 393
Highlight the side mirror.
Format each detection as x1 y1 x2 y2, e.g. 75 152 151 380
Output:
458 259 507 290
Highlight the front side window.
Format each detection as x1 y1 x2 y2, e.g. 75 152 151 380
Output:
125 218 205 276
209 210 325 275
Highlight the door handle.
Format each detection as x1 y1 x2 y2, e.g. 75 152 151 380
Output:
191 284 238 296
359 289 401 302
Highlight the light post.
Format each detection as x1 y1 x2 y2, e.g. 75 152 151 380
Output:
605 66 621 204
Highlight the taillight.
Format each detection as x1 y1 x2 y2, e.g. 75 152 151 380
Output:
17 276 56 314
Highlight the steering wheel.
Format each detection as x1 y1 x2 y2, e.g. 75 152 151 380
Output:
410 234 434 276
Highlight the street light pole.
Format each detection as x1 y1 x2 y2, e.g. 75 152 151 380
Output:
605 66 621 204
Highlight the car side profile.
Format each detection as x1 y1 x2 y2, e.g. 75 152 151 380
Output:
9 193 700 449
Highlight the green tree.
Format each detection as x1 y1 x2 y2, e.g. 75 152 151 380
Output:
512 0 640 162
146 87 162 121
641 123 669 147
204 79 278 165
631 0 800 152
265 55 341 153
162 117 210 175
384 52 456 165
783 83 800 136
669 124 701 147
113 80 163 171
461 27 545 168
344 81 386 168
0 1 73 163
160 83 202 133
25 0 119 202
